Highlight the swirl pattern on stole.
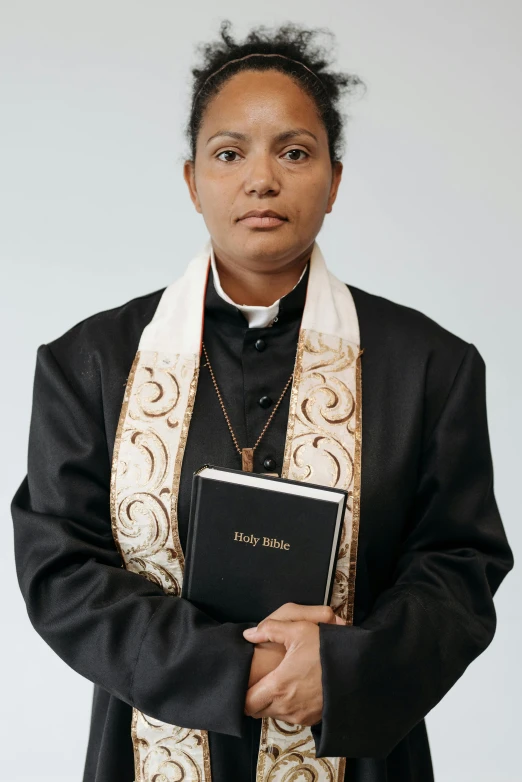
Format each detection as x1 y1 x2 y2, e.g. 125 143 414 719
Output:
255 328 362 782
111 349 211 782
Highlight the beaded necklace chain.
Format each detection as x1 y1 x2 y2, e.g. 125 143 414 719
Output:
201 340 293 474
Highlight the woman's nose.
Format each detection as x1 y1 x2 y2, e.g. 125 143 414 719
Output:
243 155 281 196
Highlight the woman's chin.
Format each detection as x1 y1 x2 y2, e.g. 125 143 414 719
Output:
224 229 308 263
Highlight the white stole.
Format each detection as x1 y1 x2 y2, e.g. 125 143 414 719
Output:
110 238 363 782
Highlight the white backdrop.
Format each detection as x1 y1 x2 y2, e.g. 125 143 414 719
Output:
1 2 520 780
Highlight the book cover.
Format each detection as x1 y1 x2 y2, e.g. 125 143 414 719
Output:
181 464 348 623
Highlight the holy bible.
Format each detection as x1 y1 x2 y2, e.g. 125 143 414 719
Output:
181 463 348 623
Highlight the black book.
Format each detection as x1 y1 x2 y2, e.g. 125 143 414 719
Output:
181 464 348 623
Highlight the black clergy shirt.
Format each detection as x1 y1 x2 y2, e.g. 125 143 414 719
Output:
11 256 514 782
178 260 311 552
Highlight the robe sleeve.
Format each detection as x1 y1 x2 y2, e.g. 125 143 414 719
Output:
312 342 515 758
11 342 256 738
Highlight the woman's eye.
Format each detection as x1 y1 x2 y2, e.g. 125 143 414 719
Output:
283 149 308 161
216 150 240 162
216 149 308 162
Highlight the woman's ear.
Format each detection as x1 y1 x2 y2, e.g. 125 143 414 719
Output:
183 160 202 214
326 161 343 214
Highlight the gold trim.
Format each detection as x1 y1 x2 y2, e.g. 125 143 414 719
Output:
346 347 363 627
110 350 141 562
168 362 200 574
131 707 142 782
110 353 145 782
167 359 213 780
256 718 270 782
280 329 306 481
202 726 212 782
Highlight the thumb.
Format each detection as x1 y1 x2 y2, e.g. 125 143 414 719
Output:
243 618 293 647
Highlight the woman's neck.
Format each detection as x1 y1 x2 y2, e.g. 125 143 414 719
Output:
212 244 312 306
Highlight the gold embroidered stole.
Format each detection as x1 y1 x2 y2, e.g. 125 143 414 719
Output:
110 241 362 782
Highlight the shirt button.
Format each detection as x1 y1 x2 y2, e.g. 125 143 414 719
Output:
258 395 273 409
255 338 266 352
263 457 276 471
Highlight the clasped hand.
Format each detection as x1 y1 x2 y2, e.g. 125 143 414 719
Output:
242 603 346 727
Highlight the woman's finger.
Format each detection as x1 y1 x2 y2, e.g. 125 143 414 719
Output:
264 602 337 625
244 673 277 717
243 618 294 646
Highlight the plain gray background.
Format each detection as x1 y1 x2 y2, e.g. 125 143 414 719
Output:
1 2 520 780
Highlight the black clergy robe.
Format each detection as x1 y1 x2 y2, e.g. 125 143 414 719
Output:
11 259 514 782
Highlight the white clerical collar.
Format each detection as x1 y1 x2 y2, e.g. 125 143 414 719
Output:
210 244 308 329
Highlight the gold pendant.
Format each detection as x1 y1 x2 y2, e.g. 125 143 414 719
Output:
241 447 254 472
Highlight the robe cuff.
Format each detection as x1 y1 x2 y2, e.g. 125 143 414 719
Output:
132 602 257 738
313 622 391 759
312 622 353 758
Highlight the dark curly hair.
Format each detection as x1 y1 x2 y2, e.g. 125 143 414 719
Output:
186 20 366 164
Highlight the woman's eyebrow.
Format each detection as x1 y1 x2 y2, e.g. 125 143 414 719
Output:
206 128 318 145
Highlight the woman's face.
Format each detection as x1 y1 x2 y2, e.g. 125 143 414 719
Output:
184 69 342 270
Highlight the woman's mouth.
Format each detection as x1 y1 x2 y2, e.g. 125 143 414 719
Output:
238 211 287 229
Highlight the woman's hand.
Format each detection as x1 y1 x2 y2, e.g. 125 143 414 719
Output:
262 602 346 626
248 641 286 688
243 603 346 724
243 619 323 725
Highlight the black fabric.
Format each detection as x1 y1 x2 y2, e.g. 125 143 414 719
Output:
11 261 514 782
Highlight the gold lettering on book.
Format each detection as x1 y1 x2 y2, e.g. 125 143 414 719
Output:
233 532 290 550
234 531 260 546
263 537 290 550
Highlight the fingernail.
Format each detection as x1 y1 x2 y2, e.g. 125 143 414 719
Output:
243 626 258 638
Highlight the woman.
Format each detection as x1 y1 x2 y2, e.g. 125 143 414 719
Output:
11 20 514 782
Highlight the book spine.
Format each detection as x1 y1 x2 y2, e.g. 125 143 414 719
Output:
183 474 204 600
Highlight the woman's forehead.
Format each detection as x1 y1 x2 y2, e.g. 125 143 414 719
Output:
199 69 323 132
